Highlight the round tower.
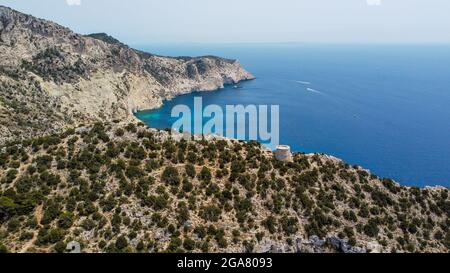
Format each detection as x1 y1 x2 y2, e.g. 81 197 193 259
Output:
275 145 292 162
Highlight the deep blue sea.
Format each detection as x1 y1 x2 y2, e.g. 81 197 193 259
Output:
134 44 450 187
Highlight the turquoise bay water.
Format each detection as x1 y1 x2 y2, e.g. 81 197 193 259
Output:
135 44 450 187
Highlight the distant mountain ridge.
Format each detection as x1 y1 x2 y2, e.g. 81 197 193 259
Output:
84 33 125 46
0 5 254 143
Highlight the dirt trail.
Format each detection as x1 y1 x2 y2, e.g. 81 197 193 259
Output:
19 204 43 253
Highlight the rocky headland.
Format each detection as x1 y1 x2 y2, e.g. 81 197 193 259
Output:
0 6 253 144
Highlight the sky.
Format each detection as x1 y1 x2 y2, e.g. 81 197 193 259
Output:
1 0 449 44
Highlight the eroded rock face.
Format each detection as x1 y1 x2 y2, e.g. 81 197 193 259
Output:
0 5 254 143
250 233 371 254
252 235 368 254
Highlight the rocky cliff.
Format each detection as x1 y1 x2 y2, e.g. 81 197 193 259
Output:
0 6 254 144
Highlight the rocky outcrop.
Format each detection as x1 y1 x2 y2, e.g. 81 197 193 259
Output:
252 235 367 254
0 5 254 143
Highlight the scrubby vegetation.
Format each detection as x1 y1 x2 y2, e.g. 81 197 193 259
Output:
85 33 124 46
21 47 89 84
0 122 448 253
0 73 76 143
0 5 253 150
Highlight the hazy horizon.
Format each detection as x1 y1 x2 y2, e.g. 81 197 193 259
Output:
1 0 450 45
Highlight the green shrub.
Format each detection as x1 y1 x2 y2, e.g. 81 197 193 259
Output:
201 205 221 222
53 241 66 253
185 164 196 178
199 167 212 183
58 212 74 229
0 243 9 253
280 216 298 236
262 216 277 234
183 237 196 251
3 169 18 184
7 218 21 232
115 128 125 137
37 228 64 246
162 166 181 186
115 235 128 250
363 218 380 238
81 218 96 231
182 178 194 193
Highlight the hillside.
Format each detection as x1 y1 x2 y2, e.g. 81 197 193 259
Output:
0 122 448 253
0 6 448 254
0 6 253 144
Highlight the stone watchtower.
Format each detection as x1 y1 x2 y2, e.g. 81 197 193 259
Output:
275 145 293 162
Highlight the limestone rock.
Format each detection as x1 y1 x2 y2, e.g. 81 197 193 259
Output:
0 6 254 144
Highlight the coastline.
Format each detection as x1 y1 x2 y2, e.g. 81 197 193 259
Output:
131 78 256 115
134 112 448 189
131 81 449 189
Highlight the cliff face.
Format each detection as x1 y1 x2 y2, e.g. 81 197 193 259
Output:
0 6 254 143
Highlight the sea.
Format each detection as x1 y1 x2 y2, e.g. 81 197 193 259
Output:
134 43 450 187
